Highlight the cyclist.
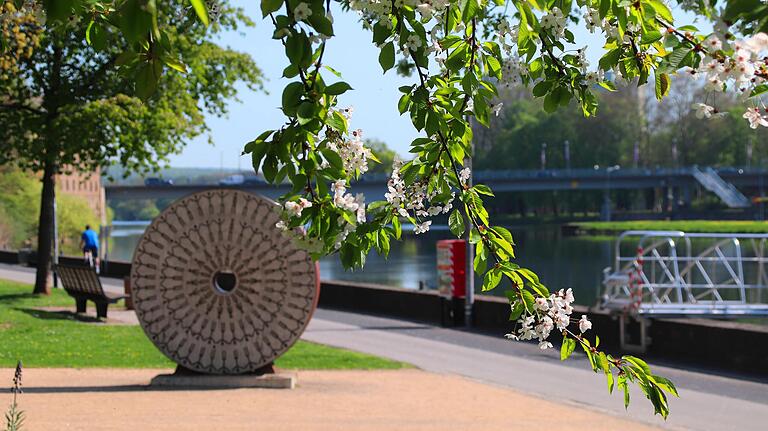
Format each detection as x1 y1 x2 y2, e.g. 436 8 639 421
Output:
80 225 100 274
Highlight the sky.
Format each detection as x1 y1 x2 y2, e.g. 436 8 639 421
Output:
168 1 708 169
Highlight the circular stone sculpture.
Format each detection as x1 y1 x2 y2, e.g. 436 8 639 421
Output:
130 189 318 374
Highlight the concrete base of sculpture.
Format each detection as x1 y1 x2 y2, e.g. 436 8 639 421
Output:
150 372 296 389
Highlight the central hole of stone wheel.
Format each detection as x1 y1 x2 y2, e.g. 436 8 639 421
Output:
213 271 237 294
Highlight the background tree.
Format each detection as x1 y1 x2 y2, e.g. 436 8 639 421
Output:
0 0 262 294
365 139 398 174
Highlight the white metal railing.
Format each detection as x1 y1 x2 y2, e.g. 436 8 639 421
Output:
600 230 768 317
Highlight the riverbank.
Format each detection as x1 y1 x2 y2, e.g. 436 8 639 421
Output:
569 220 768 234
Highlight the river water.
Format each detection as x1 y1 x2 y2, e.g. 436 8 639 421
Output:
108 222 617 306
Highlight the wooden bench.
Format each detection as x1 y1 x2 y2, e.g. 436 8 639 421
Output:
57 264 128 319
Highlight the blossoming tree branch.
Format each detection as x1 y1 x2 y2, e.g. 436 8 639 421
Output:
13 0 768 418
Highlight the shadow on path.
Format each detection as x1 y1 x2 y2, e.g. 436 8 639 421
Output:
21 384 272 394
16 308 105 323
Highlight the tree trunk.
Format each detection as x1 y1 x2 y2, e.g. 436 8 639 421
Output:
33 161 56 295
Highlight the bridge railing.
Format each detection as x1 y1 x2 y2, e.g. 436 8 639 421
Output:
600 230 768 317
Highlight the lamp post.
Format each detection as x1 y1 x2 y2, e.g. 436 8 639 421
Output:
672 138 678 168
602 165 620 221
633 141 640 168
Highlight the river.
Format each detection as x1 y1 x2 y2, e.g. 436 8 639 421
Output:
108 221 619 306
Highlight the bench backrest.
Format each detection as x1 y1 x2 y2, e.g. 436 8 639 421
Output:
57 264 105 297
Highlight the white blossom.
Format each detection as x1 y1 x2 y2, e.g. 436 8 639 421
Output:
705 35 723 51
743 107 768 129
284 201 302 217
293 2 312 21
414 220 432 234
406 34 422 51
579 315 593 333
692 103 715 119
538 341 554 350
459 167 471 184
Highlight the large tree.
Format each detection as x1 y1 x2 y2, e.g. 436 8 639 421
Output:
0 0 262 294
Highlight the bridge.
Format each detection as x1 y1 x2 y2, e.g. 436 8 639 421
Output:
105 166 768 209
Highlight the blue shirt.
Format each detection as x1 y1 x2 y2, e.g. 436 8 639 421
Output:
82 229 99 248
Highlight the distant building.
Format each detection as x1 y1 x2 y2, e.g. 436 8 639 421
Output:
56 167 107 224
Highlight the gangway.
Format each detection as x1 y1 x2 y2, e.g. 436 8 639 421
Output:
600 230 768 317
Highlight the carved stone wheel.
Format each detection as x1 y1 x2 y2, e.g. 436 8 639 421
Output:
130 189 319 374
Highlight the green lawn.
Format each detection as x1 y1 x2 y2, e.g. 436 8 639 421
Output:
0 279 407 370
571 220 768 234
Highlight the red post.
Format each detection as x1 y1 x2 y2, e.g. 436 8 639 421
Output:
437 239 466 298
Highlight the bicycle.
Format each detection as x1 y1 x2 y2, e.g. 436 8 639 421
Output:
83 247 100 274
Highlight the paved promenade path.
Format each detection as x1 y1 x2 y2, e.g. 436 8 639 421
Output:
303 310 768 431
2 263 766 430
2 368 660 431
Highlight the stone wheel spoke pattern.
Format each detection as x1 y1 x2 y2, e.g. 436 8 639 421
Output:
130 190 318 374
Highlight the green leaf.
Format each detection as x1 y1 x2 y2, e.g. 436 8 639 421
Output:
490 235 515 259
473 184 494 196
667 47 691 68
379 42 396 73
750 84 768 98
469 228 482 244
321 148 344 172
448 209 466 237
398 93 411 114
392 216 402 239
560 337 576 361
135 61 160 100
482 268 502 292
654 72 670 100
532 80 552 97
445 43 468 71
599 0 611 19
651 375 679 397
599 353 614 393
521 289 535 312
44 0 79 22
617 374 630 409
543 90 559 113
286 33 307 67
474 242 487 273
189 0 210 25
326 111 347 132
261 0 283 17
308 13 334 36
163 57 188 73
491 226 514 246
281 82 304 115
623 355 652 375
262 156 278 182
118 0 153 43
461 0 479 23
599 81 617 92
647 0 674 23
297 101 315 124
509 301 525 321
599 48 621 71
640 30 662 45
326 82 353 96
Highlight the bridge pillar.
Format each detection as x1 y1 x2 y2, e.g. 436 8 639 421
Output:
601 189 612 221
